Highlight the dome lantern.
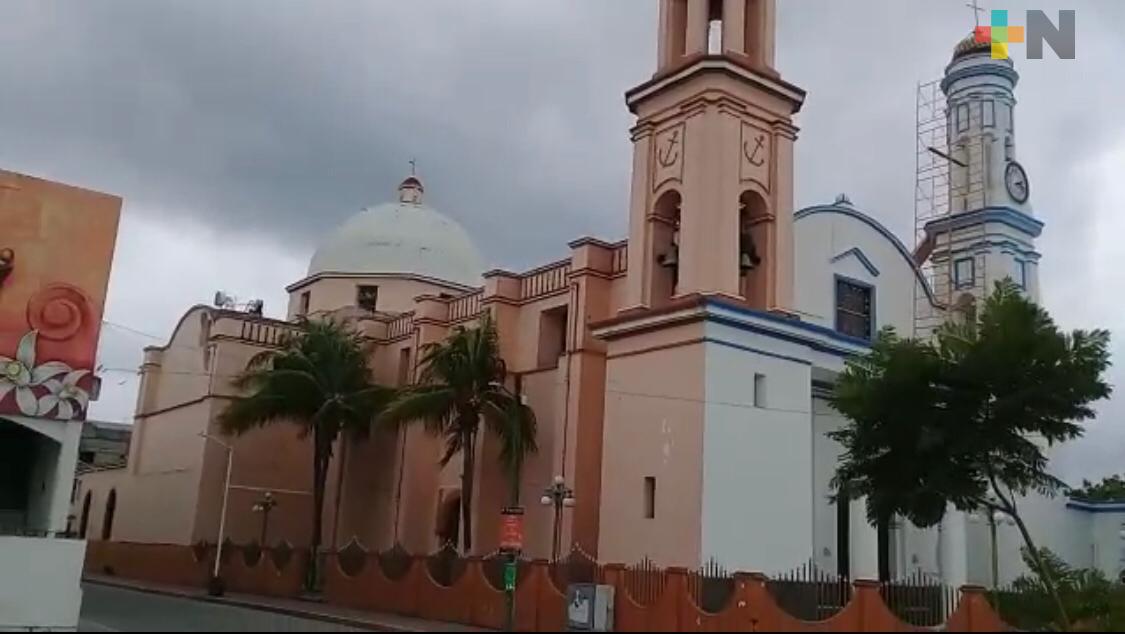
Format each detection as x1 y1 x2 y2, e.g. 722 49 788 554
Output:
306 176 484 287
398 176 424 205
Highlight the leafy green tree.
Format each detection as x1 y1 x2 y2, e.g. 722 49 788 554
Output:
995 548 1125 631
380 312 536 552
830 281 1112 628
1070 474 1125 503
219 319 391 590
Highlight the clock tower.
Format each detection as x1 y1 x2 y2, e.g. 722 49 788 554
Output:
923 34 1044 307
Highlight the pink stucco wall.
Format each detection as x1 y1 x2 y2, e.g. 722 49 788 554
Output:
598 321 706 567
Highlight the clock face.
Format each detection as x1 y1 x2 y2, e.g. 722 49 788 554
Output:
1005 161 1030 203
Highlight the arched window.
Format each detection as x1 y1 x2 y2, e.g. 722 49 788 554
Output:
649 190 682 306
738 190 770 306
79 491 92 539
101 489 117 541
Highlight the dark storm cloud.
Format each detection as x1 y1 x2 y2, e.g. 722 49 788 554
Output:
3 1 1121 270
0 1 655 268
3 1 1124 476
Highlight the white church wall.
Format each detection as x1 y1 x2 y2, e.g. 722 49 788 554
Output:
793 205 925 338
1091 511 1125 580
811 396 846 575
901 523 941 578
984 494 1092 586
700 323 814 574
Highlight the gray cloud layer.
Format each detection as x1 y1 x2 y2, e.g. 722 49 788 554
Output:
2 1 1122 480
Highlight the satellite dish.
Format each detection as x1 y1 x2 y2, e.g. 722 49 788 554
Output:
213 291 236 309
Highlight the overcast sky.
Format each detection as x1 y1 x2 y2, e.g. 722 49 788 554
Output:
2 1 1122 484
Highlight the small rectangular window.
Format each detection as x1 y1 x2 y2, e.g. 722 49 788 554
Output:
536 306 568 368
1017 260 1028 290
983 100 995 127
357 285 379 312
957 103 970 133
753 373 766 408
397 347 412 386
955 258 975 289
1006 104 1014 133
835 279 874 340
643 477 656 519
299 291 311 316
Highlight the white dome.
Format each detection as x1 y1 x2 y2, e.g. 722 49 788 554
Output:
307 178 485 287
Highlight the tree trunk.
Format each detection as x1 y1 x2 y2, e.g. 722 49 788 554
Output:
509 456 522 507
1006 507 1071 630
331 434 348 550
307 426 329 592
460 428 476 553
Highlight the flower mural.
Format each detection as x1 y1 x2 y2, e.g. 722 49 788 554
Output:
0 330 85 419
0 169 121 422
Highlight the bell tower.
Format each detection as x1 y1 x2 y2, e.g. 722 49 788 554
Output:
623 0 805 313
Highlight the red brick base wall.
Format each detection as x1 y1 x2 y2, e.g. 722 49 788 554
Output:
85 542 1011 632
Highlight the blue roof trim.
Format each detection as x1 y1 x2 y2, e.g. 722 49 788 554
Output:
794 204 940 307
1066 500 1125 514
703 297 872 358
703 337 814 366
923 206 1044 239
831 247 881 277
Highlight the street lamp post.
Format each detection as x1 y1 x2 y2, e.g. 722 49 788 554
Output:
199 432 233 597
539 475 575 562
988 508 1016 589
252 491 278 546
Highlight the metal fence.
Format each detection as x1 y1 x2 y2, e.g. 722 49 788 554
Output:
687 558 735 614
879 570 958 627
548 545 599 592
425 542 467 587
624 557 667 606
767 560 851 621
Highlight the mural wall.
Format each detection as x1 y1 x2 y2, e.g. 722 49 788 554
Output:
0 169 121 421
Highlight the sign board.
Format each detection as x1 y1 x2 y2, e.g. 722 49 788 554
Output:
566 583 615 632
503 560 517 592
499 506 524 552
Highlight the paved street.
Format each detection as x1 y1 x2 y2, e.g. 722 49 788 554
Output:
79 584 369 632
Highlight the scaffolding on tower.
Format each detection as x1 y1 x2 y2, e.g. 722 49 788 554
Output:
912 78 987 338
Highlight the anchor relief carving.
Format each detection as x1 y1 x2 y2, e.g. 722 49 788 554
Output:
657 129 681 167
743 134 766 167
739 122 771 190
652 124 685 191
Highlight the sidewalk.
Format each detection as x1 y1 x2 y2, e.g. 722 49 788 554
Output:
83 574 492 632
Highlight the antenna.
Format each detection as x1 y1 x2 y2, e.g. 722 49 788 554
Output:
213 291 236 310
409 158 417 176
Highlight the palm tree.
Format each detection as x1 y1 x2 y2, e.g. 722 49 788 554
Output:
219 319 391 591
380 312 536 552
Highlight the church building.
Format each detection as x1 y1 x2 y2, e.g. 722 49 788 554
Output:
76 0 1125 588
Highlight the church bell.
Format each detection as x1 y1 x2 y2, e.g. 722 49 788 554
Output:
659 244 679 269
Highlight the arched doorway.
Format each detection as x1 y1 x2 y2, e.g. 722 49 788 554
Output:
101 489 117 541
79 491 92 538
435 490 461 549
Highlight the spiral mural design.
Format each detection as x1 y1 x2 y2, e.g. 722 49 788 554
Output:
26 283 94 342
